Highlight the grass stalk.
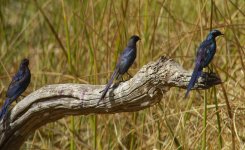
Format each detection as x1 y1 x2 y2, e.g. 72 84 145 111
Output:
34 0 68 59
201 91 207 150
70 116 75 150
130 112 137 150
158 104 182 149
214 65 236 150
61 0 72 72
213 87 223 149
60 1 75 150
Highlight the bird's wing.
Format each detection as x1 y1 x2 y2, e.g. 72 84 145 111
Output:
9 70 24 85
197 39 213 67
119 47 133 60
6 69 28 98
118 47 135 71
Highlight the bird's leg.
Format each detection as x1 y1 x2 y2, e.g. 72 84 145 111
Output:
16 94 26 102
204 65 214 86
207 65 214 73
112 82 120 89
200 71 207 86
115 74 124 83
119 72 132 82
120 75 124 82
126 72 133 78
207 66 211 73
20 94 26 98
202 66 212 86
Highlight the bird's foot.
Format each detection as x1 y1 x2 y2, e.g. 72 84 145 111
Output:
126 72 133 78
207 66 214 74
112 82 120 89
20 94 27 98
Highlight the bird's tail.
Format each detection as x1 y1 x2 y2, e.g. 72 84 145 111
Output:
98 68 119 105
185 64 202 98
0 98 11 120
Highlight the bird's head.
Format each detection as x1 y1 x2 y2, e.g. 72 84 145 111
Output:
208 29 224 38
130 35 141 42
127 35 140 47
20 58 29 67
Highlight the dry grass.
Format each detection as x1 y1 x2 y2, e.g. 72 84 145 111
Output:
0 0 245 149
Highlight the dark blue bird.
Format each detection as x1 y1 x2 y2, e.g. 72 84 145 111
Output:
185 30 223 98
98 35 140 104
0 58 31 120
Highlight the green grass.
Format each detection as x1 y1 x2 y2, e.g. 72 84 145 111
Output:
0 0 245 149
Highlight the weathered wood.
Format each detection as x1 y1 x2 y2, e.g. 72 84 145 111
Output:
0 57 221 149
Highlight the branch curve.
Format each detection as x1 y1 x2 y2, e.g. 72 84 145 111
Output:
0 57 221 149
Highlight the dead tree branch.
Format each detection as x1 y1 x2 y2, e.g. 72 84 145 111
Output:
0 57 221 149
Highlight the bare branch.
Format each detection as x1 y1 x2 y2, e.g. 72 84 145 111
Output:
0 57 221 150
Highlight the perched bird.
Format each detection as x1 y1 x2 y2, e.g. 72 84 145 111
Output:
185 30 223 98
0 58 31 120
98 35 140 104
